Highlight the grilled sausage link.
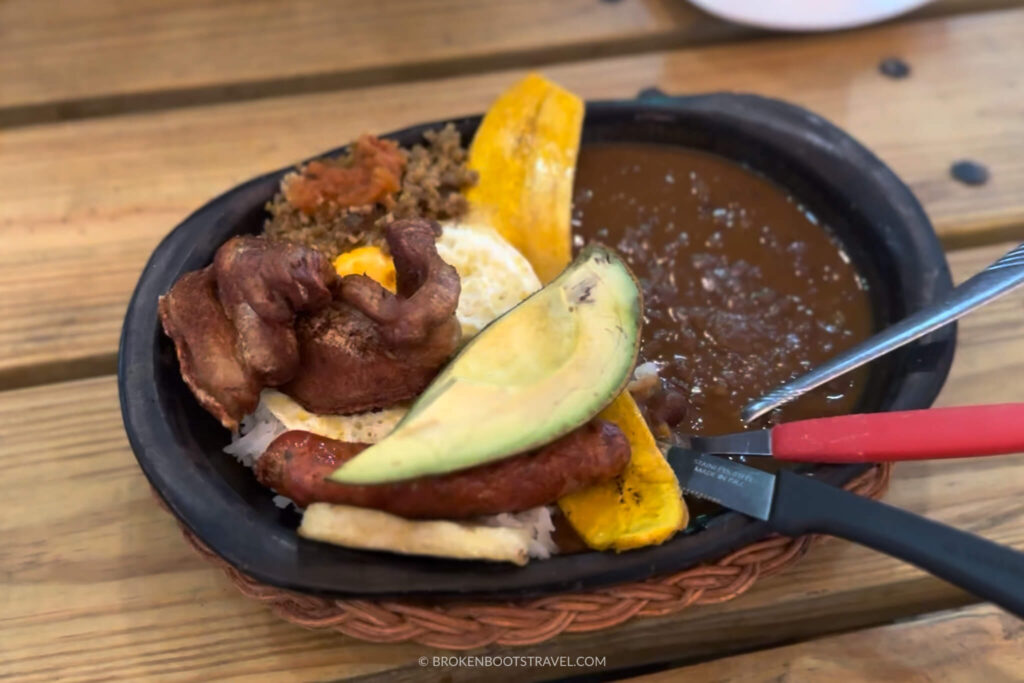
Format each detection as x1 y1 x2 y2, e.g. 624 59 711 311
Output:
255 420 630 518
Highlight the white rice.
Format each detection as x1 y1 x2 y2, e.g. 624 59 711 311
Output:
480 507 558 560
225 395 559 559
222 400 286 469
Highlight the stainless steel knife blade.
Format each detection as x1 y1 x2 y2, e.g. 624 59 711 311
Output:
685 429 772 456
666 447 776 520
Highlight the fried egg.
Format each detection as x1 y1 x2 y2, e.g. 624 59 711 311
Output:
436 221 542 338
261 389 407 444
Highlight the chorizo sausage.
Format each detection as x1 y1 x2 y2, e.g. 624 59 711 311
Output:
255 420 630 518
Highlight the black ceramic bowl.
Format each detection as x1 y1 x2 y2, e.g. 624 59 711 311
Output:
119 93 955 599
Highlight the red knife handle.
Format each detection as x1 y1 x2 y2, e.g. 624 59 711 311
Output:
770 403 1024 462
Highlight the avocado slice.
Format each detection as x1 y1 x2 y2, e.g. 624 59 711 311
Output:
327 244 642 485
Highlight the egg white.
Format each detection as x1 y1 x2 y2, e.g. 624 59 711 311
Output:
436 221 542 339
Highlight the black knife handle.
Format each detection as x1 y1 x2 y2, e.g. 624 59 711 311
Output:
771 469 1024 618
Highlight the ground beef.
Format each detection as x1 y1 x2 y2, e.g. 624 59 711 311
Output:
392 124 477 221
264 124 477 260
265 196 388 260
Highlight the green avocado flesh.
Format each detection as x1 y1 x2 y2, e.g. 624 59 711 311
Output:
327 244 642 485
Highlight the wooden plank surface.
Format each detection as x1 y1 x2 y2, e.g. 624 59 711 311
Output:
2 9 1023 391
0 0 735 125
0 0 1014 126
3 242 1021 682
628 604 1024 683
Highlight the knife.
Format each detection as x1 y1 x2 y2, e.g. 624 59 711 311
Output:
684 403 1024 463
668 448 1024 618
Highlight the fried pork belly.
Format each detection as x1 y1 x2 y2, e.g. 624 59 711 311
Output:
282 218 462 413
158 267 263 429
159 236 338 430
160 219 461 427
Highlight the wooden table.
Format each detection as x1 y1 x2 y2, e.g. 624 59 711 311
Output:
2 2 1023 680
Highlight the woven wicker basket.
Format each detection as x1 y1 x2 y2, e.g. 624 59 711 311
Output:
168 463 890 649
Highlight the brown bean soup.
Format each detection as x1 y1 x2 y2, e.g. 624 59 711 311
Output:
572 143 874 441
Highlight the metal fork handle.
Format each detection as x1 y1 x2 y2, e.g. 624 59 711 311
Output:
741 242 1024 423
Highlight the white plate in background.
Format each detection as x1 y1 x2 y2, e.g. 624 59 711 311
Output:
688 0 933 31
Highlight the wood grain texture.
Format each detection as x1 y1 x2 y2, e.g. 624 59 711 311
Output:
3 9 1024 391
2 242 1022 682
628 604 1024 683
0 0 1013 126
0 379 431 682
0 0 733 122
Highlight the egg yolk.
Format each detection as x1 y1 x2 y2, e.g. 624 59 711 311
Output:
333 246 397 293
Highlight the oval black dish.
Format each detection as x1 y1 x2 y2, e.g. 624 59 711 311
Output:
119 93 955 599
